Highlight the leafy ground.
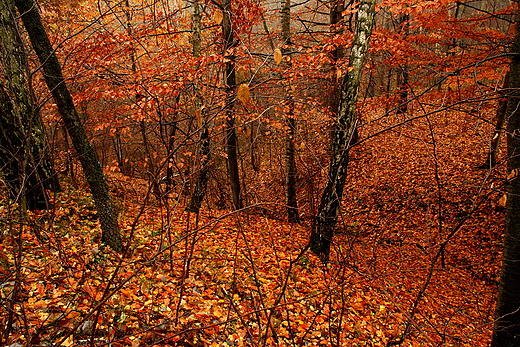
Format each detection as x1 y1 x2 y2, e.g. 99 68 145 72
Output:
0 103 504 346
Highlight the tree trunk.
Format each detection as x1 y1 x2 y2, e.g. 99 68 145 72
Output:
0 83 27 207
329 0 345 113
0 0 59 211
112 129 131 175
163 120 178 195
221 0 242 210
309 0 376 261
285 113 299 223
491 5 520 346
396 13 410 115
188 126 210 213
479 72 509 169
187 0 211 213
280 0 300 223
14 0 122 252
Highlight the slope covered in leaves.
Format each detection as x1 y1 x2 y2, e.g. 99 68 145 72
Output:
1 103 502 346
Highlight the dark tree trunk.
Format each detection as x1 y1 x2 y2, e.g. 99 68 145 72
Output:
163 121 177 195
396 13 409 115
222 0 242 210
14 0 122 251
281 0 299 223
112 129 131 176
396 67 409 114
491 5 520 346
188 126 210 213
329 0 345 113
187 0 211 213
309 0 376 261
479 72 509 169
285 114 299 223
0 0 59 211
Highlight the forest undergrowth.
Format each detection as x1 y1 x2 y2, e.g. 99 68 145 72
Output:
0 103 504 347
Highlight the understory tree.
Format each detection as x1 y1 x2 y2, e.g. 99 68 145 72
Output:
188 0 211 214
309 0 377 261
14 0 122 251
221 0 242 210
281 0 299 223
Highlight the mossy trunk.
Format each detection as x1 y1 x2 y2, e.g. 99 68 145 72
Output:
14 0 122 252
309 0 376 261
0 0 59 211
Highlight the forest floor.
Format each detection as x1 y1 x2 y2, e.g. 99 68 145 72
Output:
0 103 505 346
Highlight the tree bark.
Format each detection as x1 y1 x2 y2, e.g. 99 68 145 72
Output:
0 0 59 211
328 0 345 113
281 0 300 223
309 0 376 261
14 0 122 251
221 0 242 210
187 0 211 213
396 13 410 115
479 72 509 169
491 5 520 346
188 126 210 213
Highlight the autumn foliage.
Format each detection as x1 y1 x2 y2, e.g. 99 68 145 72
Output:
0 0 513 346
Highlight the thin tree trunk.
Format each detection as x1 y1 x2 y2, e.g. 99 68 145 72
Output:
14 0 122 251
491 5 520 346
163 119 178 195
249 121 260 172
261 0 299 221
0 0 59 211
285 112 299 222
309 0 376 261
112 129 129 175
396 13 409 115
479 72 509 169
396 66 409 114
187 0 211 213
221 0 242 210
188 126 210 212
281 0 299 223
329 0 345 110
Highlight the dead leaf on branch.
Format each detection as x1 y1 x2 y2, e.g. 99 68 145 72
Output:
214 11 223 25
237 83 251 105
274 48 283 65
499 194 507 207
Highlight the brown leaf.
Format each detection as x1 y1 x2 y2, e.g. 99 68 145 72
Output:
214 11 223 25
237 83 251 104
499 194 507 207
274 48 283 65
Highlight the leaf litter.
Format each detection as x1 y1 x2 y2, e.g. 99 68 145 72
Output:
0 105 502 346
